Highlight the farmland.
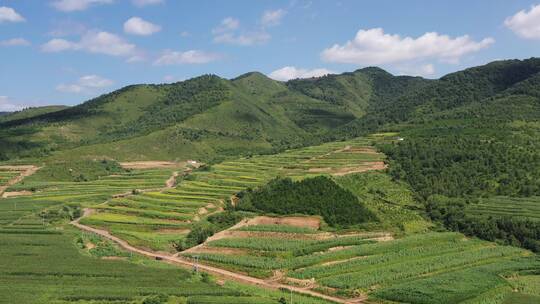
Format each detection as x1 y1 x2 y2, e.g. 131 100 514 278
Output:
80 136 399 251
0 167 334 304
0 136 538 304
185 222 539 303
466 196 540 221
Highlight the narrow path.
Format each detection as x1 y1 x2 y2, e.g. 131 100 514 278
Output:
0 165 40 197
165 171 179 188
71 209 359 304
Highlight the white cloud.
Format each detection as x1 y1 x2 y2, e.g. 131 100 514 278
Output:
261 9 286 27
213 31 270 46
132 0 163 7
268 66 334 81
51 0 113 12
41 38 77 52
124 17 161 36
321 28 494 65
212 17 240 34
505 4 540 40
163 75 185 83
154 50 220 65
0 6 25 23
0 96 25 112
396 64 435 77
0 38 30 47
212 16 270 46
42 31 136 57
57 75 114 93
48 20 87 37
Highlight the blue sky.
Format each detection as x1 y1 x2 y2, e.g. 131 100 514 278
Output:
1 0 540 110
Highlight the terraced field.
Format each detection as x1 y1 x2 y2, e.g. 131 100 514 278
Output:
185 223 539 303
82 136 390 251
466 196 540 221
0 196 333 304
0 165 39 196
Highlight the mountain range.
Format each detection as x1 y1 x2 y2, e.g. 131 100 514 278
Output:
1 58 540 163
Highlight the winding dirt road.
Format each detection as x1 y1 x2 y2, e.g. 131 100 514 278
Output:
71 209 362 304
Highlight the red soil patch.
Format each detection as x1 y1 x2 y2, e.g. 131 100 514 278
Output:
246 216 321 229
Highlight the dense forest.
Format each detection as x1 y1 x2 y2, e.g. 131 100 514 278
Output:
426 195 540 252
236 176 376 226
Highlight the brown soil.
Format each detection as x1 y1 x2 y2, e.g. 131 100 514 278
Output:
85 242 96 250
101 256 128 260
198 207 208 215
321 256 366 266
119 161 186 169
246 216 321 229
1 190 33 198
165 171 179 188
327 245 356 252
0 165 40 196
285 277 317 289
331 162 388 176
219 230 332 240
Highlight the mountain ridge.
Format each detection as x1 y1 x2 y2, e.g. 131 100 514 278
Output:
1 58 539 163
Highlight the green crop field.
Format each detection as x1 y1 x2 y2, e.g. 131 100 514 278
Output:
0 173 333 304
466 196 540 221
81 136 396 252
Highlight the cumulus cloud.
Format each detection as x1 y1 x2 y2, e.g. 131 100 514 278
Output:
321 28 494 65
56 75 114 93
212 17 270 46
132 0 163 7
0 6 25 23
154 50 220 65
42 31 137 57
214 31 270 46
124 17 161 36
0 96 25 112
0 38 30 47
261 9 286 27
268 66 334 81
51 0 113 12
212 17 240 34
396 64 436 77
505 4 540 40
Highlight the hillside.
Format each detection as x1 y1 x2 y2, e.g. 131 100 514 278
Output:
1 58 540 304
3 58 540 164
0 68 428 162
0 105 69 123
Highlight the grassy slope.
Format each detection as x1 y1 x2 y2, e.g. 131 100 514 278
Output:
0 105 69 123
0 67 429 162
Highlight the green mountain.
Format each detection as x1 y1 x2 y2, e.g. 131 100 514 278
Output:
0 105 69 123
1 58 539 165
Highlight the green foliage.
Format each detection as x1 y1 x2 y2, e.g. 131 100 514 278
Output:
143 294 168 304
237 176 376 226
39 204 81 223
177 212 245 250
426 195 540 252
27 159 125 183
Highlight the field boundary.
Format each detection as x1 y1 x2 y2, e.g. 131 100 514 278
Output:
71 209 361 304
0 165 40 197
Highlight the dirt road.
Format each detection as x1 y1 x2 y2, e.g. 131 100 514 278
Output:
71 209 361 304
0 165 40 197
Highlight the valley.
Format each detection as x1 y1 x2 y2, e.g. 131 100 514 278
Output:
1 59 539 304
